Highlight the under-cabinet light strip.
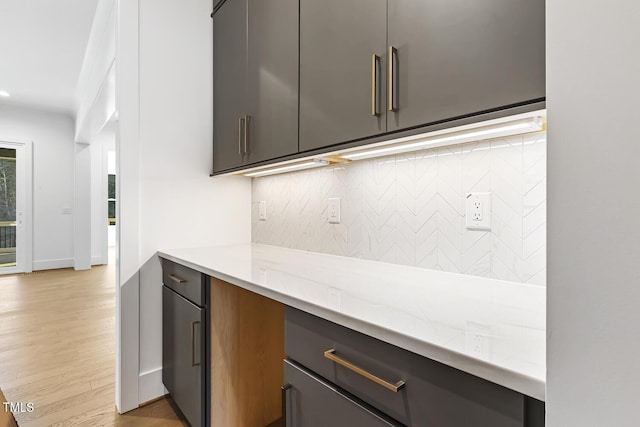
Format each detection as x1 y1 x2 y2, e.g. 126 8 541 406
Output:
244 161 325 177
238 112 545 178
341 117 543 161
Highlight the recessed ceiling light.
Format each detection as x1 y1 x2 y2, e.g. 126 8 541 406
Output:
0 91 10 97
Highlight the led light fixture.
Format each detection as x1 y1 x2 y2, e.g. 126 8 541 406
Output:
340 116 543 161
244 159 329 178
234 111 545 178
0 91 10 97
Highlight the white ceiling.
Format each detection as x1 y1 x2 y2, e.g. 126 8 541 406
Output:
0 0 98 115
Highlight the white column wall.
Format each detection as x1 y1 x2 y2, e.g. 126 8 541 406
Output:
115 0 140 413
136 0 251 403
547 0 640 425
73 142 92 270
115 0 251 410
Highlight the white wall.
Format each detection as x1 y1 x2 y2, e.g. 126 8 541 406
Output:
0 104 75 270
547 0 640 425
74 142 92 270
115 0 140 412
116 0 251 409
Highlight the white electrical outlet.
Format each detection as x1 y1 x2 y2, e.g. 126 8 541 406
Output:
465 192 491 230
328 198 341 224
258 200 267 221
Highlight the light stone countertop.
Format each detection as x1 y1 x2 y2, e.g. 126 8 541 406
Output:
158 243 546 401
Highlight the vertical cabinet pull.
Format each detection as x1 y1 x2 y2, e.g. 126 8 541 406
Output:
281 384 291 427
243 115 249 154
191 321 200 367
371 54 380 116
238 116 244 155
388 46 398 112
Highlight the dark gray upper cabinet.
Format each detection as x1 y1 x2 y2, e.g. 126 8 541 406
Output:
246 0 299 164
299 0 387 153
212 0 299 173
387 0 545 131
212 0 545 173
212 0 247 172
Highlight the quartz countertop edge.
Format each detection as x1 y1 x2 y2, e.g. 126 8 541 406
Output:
157 243 546 401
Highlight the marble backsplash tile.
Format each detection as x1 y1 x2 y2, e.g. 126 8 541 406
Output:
252 132 546 285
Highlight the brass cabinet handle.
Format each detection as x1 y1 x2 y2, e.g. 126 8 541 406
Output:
324 349 405 392
191 321 200 367
281 384 291 427
371 54 380 116
243 115 250 154
238 116 244 155
168 274 186 284
388 46 398 112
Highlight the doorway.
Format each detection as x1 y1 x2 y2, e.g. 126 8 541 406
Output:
0 140 32 274
0 147 17 268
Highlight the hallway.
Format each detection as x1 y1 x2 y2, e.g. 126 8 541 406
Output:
0 261 185 426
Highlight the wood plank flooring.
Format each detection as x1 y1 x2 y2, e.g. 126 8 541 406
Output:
0 257 186 426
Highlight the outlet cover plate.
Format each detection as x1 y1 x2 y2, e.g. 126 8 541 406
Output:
465 192 491 230
258 200 267 221
328 198 341 224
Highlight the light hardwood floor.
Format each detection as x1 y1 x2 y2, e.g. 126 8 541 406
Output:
0 257 186 426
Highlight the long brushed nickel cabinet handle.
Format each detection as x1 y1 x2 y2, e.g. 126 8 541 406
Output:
388 46 398 112
244 115 249 154
168 274 186 284
324 349 405 392
372 54 380 116
191 321 200 367
281 384 291 427
238 116 244 155
371 54 380 116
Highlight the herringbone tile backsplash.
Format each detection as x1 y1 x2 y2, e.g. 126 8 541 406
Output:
252 132 546 285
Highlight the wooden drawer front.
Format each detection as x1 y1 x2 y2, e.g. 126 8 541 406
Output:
285 307 526 427
162 259 204 306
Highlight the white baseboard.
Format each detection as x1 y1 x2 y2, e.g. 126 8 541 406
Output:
91 255 108 266
139 367 167 405
32 258 74 271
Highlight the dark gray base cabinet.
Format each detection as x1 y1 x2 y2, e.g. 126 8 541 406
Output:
283 359 400 427
162 287 205 426
161 259 209 427
284 307 544 427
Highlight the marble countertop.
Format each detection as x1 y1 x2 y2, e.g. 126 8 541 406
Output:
158 243 545 401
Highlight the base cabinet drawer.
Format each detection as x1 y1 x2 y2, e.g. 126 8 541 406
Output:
286 307 537 427
283 359 401 427
162 259 205 306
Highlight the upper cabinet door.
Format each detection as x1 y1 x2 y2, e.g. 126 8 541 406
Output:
299 0 387 153
387 0 545 131
213 0 248 172
246 0 299 164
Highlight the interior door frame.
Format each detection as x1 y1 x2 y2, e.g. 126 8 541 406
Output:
0 139 33 275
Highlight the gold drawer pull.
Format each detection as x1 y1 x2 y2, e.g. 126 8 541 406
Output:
168 274 186 284
324 349 405 393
